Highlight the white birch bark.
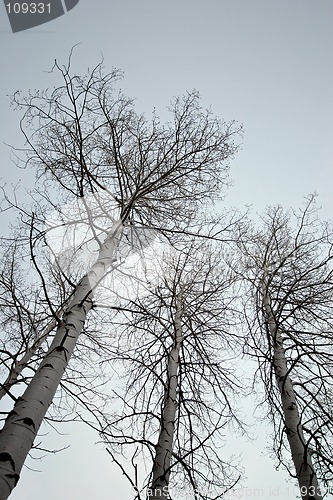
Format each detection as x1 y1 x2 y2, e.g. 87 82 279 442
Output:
262 282 322 500
0 221 123 500
148 289 183 500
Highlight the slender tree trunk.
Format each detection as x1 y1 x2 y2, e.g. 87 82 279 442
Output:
0 302 69 401
148 290 183 500
0 221 123 500
262 285 322 500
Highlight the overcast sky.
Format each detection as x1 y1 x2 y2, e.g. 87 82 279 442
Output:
1 1 333 499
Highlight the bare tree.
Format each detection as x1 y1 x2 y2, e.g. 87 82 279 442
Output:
236 195 333 500
0 52 241 499
92 237 245 500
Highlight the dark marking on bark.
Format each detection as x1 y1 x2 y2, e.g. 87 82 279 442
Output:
55 345 69 362
41 363 54 369
0 452 15 470
63 310 75 318
55 346 65 352
5 473 20 486
6 410 18 420
59 327 72 349
21 417 36 430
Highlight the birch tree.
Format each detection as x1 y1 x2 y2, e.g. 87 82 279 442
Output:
93 237 244 500
0 54 241 499
237 195 333 500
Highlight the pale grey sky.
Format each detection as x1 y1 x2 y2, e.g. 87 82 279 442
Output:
1 1 332 499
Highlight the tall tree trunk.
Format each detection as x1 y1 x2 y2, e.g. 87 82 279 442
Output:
0 221 123 500
262 285 322 500
148 290 183 500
